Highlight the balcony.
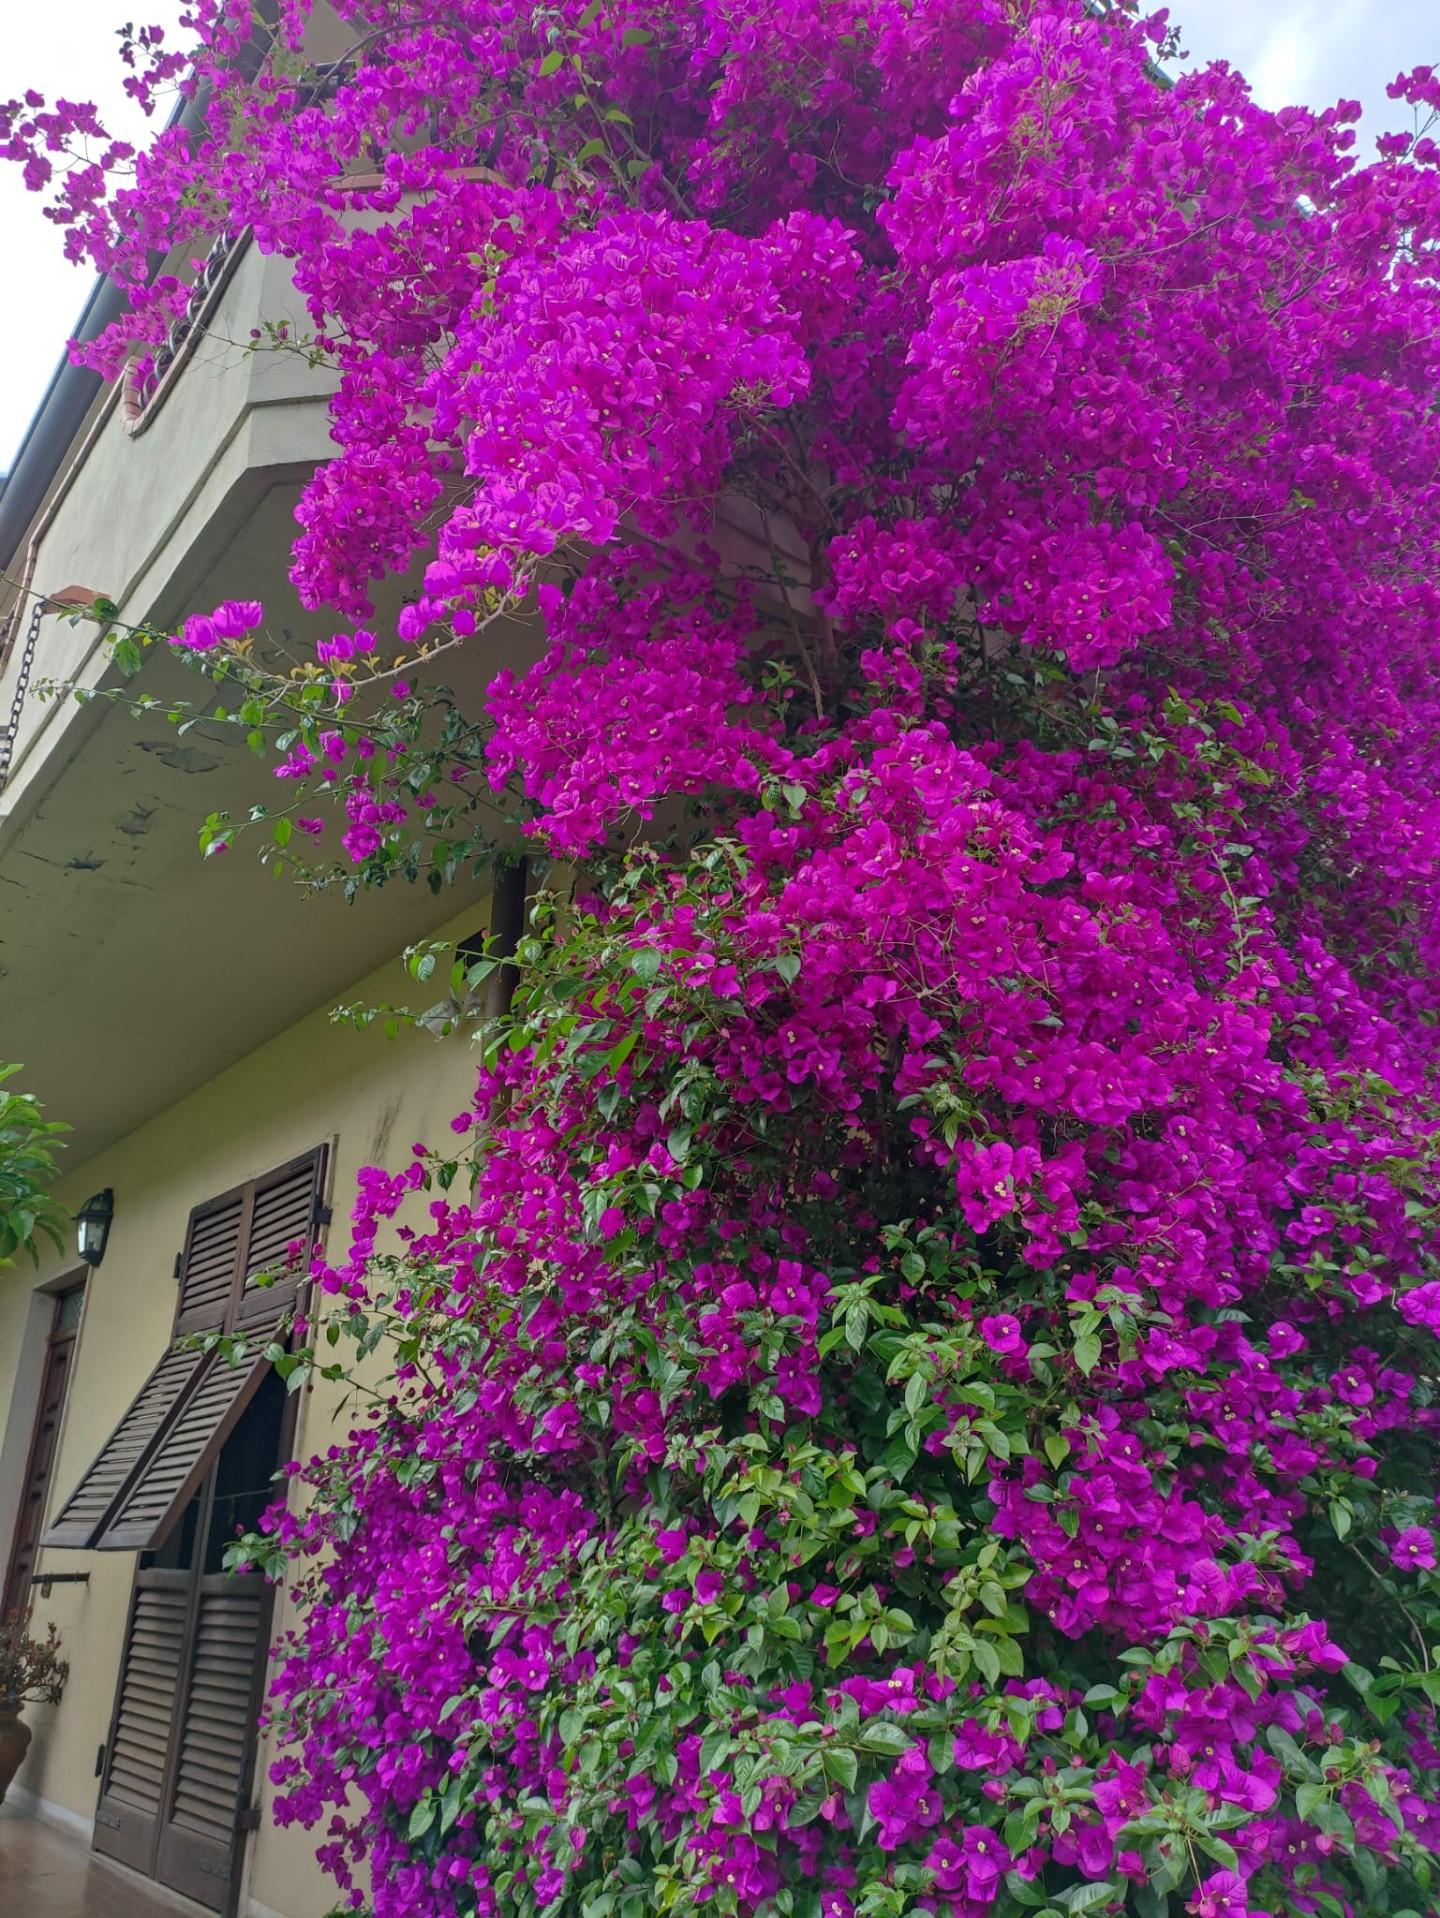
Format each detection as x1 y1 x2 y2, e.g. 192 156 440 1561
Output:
0 239 530 1164
0 236 340 807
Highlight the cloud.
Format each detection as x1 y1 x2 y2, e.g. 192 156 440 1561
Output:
1170 0 1433 123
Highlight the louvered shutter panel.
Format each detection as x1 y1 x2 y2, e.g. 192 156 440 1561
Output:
97 1355 270 1552
92 1570 190 1874
174 1193 246 1337
233 1151 324 1335
155 1574 269 1910
39 1343 207 1549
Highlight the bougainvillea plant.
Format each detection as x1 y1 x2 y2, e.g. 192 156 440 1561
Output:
7 2 1440 1915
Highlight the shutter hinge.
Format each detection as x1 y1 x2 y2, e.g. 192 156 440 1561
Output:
236 1804 262 1832
312 1201 332 1229
95 1742 106 1780
173 1251 183 1283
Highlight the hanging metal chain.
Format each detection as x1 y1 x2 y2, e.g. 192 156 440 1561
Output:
0 599 46 796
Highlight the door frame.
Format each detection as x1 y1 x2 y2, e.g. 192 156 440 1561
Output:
1 1275 86 1617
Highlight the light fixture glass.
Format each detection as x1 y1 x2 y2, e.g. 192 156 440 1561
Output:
76 1188 114 1268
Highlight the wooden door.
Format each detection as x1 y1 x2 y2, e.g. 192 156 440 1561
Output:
154 1572 270 1908
93 1369 290 1914
91 1568 191 1872
2 1283 83 1617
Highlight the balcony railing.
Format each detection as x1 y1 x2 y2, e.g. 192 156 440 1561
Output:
122 228 249 431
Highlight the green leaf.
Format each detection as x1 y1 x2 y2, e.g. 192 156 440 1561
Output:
539 49 565 74
1005 1872 1049 1910
608 1028 640 1071
876 1431 918 1480
1073 1333 1101 1375
1264 1724 1320 1781
971 1637 1001 1685
1295 1781 1328 1824
111 634 143 677
1196 1833 1241 1874
1132 1883 1167 1918
1058 1885 1118 1914
630 947 662 984
667 1127 692 1165
859 1721 914 1755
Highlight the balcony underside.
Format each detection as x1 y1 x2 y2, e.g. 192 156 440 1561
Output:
0 475 534 1163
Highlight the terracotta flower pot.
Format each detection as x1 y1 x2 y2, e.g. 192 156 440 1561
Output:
0 1707 32 1804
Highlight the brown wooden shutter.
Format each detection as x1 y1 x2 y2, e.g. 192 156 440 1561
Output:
43 1147 327 1556
233 1151 325 1335
174 1192 246 1338
96 1356 270 1553
154 1573 269 1909
39 1343 206 1549
92 1569 190 1873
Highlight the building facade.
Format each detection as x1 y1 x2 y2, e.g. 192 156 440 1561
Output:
0 154 504 1917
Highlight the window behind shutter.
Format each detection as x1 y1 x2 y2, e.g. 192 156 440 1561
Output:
39 1343 206 1549
92 1569 191 1874
96 1356 270 1552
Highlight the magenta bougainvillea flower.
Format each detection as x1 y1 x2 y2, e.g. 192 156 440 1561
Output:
1390 1526 1438 1573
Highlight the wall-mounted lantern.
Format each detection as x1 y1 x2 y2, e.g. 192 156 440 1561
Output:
76 1189 114 1268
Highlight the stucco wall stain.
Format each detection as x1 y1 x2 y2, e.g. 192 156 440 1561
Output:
136 739 225 774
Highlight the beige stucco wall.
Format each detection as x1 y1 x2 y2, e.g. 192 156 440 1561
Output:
0 888 494 1917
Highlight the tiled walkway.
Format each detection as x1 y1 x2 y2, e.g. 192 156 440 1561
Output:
0 1805 195 1915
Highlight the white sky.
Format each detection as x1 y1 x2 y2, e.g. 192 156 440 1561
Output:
0 2 1435 472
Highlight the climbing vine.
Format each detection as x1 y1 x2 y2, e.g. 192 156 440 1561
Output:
7 4 1440 1916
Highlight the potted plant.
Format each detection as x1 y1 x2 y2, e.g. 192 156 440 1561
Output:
0 1609 68 1802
